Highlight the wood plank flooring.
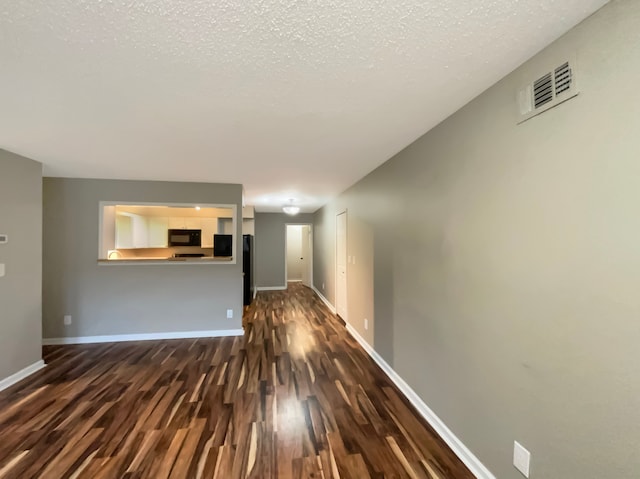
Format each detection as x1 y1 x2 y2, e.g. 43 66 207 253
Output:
0 283 473 478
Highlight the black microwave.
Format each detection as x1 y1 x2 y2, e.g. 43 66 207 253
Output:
168 229 201 247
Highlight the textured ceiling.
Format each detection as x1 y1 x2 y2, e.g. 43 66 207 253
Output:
0 0 608 212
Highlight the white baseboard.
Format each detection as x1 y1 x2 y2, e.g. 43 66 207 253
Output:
0 360 46 392
287 279 302 283
311 285 337 314
308 286 493 478
344 323 495 479
42 329 244 345
255 286 287 291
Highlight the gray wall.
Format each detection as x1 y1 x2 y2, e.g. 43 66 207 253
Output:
43 178 243 338
313 1 640 478
0 150 42 381
255 212 313 288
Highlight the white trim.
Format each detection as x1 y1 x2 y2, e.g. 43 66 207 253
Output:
344 323 495 479
287 279 302 283
0 360 46 392
311 285 337 314
42 329 244 345
255 286 287 291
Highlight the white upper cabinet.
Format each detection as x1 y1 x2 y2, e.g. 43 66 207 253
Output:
116 213 148 249
185 217 202 230
201 218 217 248
148 217 169 247
168 217 187 229
115 214 133 249
131 214 148 248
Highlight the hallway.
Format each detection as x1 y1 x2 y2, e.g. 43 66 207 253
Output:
0 284 472 478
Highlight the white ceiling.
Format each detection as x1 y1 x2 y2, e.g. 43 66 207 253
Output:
0 0 608 212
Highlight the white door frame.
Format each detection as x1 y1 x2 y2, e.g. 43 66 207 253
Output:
285 223 313 285
335 210 348 322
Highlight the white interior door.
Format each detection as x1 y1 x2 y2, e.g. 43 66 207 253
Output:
286 225 303 281
336 212 347 320
301 225 311 287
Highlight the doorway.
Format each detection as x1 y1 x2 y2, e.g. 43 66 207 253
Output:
286 224 312 287
335 211 347 321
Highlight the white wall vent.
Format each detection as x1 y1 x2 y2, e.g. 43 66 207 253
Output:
517 57 579 123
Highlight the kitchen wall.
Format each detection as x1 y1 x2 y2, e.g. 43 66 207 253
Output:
43 178 243 339
0 150 42 384
242 219 255 235
313 1 640 478
254 212 313 289
242 206 255 235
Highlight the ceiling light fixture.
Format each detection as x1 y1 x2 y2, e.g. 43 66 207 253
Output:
282 200 300 215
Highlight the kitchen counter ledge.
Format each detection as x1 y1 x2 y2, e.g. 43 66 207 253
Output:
98 257 233 265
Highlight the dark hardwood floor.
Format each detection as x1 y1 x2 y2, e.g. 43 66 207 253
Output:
0 283 473 478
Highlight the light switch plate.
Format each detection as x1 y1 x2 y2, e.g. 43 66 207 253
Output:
226 309 233 319
0 264 4 277
513 441 531 477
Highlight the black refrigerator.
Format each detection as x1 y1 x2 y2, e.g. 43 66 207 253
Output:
243 235 254 305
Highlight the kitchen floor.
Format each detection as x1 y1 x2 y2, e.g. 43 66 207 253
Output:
0 283 473 478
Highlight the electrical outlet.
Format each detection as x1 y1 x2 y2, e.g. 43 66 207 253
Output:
226 309 233 319
353 256 356 265
322 283 325 290
64 315 72 326
513 441 531 477
364 318 368 330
